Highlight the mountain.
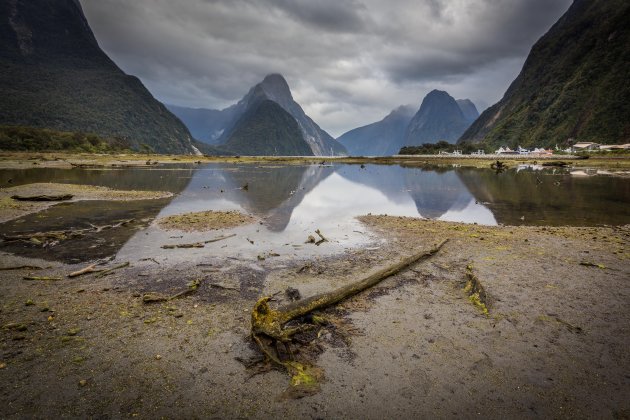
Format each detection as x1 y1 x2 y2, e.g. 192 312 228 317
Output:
222 100 313 156
404 90 472 145
459 0 630 148
337 105 415 156
170 74 347 156
0 0 198 154
456 99 480 123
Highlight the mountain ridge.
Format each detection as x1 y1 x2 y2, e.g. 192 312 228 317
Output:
337 105 415 156
337 92 478 156
222 99 313 156
0 0 198 154
170 74 347 156
458 0 630 147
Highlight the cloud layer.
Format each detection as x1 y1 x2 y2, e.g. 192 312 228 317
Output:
80 0 572 137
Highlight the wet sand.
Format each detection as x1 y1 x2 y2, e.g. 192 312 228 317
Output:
1 215 628 418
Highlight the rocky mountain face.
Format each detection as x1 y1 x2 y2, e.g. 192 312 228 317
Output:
456 99 480 123
404 90 472 146
170 74 347 156
337 106 415 156
222 100 313 156
0 0 198 154
459 0 630 148
337 92 479 156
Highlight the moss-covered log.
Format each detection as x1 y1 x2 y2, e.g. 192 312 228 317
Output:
249 239 448 394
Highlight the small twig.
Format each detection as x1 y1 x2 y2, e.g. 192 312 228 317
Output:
23 276 62 281
162 242 204 249
579 261 606 269
315 229 328 246
143 279 202 303
68 263 104 278
209 283 239 291
204 233 236 244
94 262 130 278
162 234 236 249
0 265 43 271
297 262 312 273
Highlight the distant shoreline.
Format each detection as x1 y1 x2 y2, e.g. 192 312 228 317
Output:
1 151 628 171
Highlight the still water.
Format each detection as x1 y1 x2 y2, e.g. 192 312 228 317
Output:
1 163 628 263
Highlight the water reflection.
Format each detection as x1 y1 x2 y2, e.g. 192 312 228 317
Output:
337 165 496 223
0 199 173 263
457 167 630 226
0 166 196 192
0 163 628 264
0 166 194 263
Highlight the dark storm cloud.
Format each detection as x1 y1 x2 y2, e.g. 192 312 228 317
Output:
79 0 572 136
265 0 369 33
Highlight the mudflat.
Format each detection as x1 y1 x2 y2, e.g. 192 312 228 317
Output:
1 212 628 418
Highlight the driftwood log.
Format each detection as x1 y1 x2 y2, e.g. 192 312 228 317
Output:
250 239 448 370
11 194 73 201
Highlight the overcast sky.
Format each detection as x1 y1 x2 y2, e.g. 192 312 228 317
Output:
80 0 572 137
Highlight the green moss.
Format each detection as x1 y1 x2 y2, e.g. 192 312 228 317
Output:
66 328 81 336
3 322 28 331
468 293 489 316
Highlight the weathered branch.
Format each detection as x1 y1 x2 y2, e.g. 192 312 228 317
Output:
161 233 236 249
248 239 448 397
11 194 73 201
0 265 43 271
68 263 104 278
254 239 448 340
161 242 204 249
23 276 62 281
94 262 130 278
142 279 201 303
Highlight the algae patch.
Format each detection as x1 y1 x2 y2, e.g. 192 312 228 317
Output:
464 265 490 316
157 210 255 232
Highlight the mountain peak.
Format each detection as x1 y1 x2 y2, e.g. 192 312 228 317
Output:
190 74 347 156
258 73 293 102
262 73 288 85
427 89 448 95
404 89 470 144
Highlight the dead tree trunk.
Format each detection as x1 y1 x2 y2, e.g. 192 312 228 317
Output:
251 239 448 363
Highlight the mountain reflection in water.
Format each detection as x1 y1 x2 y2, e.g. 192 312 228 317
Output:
1 163 628 264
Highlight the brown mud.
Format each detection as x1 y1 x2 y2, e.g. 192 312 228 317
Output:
0 213 628 418
156 210 256 232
